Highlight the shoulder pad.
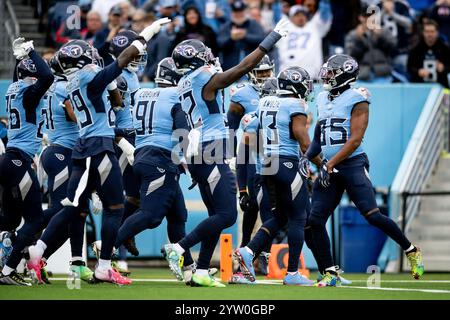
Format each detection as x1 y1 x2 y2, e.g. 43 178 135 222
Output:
241 112 258 129
355 87 371 100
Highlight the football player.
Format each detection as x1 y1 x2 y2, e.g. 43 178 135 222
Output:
26 18 171 285
0 38 54 285
235 67 317 286
306 54 424 286
227 56 275 274
162 18 292 287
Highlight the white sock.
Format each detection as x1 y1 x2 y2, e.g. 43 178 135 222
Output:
195 269 208 276
34 240 47 258
1 265 14 276
97 259 111 271
173 243 185 255
405 244 415 253
325 266 337 273
71 256 83 262
245 247 254 256
287 271 298 276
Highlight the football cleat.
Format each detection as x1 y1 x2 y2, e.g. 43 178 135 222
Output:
317 267 352 285
161 244 184 281
70 261 95 283
258 252 270 276
124 237 139 257
94 267 132 285
315 272 339 287
41 267 51 284
191 273 226 288
234 248 256 282
112 260 130 277
26 246 45 285
406 247 424 279
184 263 220 285
0 271 32 286
229 272 256 285
283 272 315 286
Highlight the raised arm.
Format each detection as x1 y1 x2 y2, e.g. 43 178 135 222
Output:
202 19 291 100
23 51 55 110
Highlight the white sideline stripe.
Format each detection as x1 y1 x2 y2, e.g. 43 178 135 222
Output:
349 280 450 283
47 277 450 294
340 285 450 294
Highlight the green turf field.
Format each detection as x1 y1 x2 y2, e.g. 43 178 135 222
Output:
1 268 450 300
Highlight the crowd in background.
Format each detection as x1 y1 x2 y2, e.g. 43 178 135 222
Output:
34 0 450 87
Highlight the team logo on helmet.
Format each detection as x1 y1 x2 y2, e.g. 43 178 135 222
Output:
60 45 83 58
22 59 37 72
288 71 302 83
177 45 196 58
113 35 129 47
343 59 358 73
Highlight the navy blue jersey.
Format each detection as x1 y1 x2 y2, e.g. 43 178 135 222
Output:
316 87 370 160
5 79 44 157
44 79 79 149
257 96 308 158
177 65 228 143
115 69 139 129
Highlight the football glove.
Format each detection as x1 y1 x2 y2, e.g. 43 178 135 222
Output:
274 18 291 38
239 191 251 212
140 17 171 42
91 192 103 215
299 156 310 179
13 37 34 60
318 159 331 188
117 138 135 166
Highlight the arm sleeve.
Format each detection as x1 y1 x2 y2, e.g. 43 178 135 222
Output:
23 51 55 110
236 142 250 192
88 60 122 95
12 59 20 82
171 103 189 131
305 123 322 160
227 109 243 131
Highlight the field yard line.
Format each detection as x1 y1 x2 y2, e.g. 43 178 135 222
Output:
340 285 450 294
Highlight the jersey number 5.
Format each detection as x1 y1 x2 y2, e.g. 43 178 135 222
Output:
319 118 348 146
6 94 21 130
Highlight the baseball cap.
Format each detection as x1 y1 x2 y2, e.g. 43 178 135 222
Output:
159 0 177 8
110 5 122 16
231 0 248 12
289 5 309 17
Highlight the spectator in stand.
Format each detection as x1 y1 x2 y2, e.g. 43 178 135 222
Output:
92 0 124 22
53 1 95 47
326 0 360 56
345 5 397 82
258 0 282 33
428 0 450 43
173 6 219 55
143 1 179 82
377 0 413 78
83 11 105 44
249 3 263 26
217 0 265 71
93 5 123 49
180 0 231 33
281 0 293 18
131 9 155 33
117 1 135 27
407 19 450 88
277 1 332 79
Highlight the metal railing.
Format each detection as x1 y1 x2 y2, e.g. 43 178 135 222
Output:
383 86 448 271
0 0 20 77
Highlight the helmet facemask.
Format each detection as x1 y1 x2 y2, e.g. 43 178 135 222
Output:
127 52 147 72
